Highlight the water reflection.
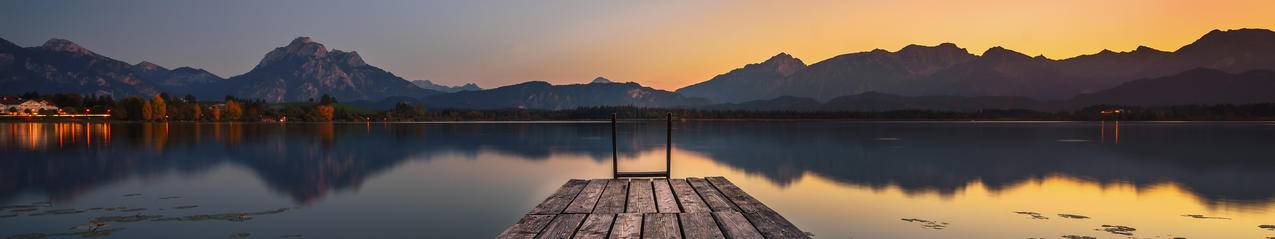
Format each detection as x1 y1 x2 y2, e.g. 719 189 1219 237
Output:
2 121 1275 237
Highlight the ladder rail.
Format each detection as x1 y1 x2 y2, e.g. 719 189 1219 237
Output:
611 113 673 178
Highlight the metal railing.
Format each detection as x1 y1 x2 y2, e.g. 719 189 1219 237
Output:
611 113 672 178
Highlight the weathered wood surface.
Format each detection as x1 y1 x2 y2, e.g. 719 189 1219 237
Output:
668 179 710 213
687 177 737 212
573 214 615 239
528 179 589 215
564 179 608 214
713 211 764 239
536 213 586 239
642 213 682 239
594 179 629 214
496 214 555 239
652 179 680 213
500 177 808 239
626 179 657 213
707 176 807 239
609 213 642 239
679 212 725 239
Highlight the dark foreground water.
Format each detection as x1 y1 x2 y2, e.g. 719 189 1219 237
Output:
2 121 1275 238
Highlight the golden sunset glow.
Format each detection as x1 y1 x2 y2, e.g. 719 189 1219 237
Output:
530 0 1275 90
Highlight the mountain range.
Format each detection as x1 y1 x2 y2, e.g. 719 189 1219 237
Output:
2 28 1275 111
411 80 482 93
679 28 1275 103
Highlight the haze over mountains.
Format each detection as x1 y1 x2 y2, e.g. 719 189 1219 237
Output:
2 28 1275 111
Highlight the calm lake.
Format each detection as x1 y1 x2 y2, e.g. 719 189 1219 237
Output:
2 121 1275 238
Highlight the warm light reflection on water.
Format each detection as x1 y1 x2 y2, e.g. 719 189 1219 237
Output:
2 121 1275 238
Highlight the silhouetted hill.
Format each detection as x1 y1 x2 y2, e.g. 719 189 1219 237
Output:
130 61 226 99
0 38 163 96
1071 68 1275 106
707 92 1045 112
678 28 1275 102
411 80 481 93
677 53 806 103
226 37 438 102
420 80 709 110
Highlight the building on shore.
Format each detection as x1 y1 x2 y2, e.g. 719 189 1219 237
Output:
0 98 60 114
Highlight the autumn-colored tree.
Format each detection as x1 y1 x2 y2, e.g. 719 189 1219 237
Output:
190 102 202 121
316 105 335 121
208 105 222 121
224 100 243 121
141 101 154 121
151 95 167 121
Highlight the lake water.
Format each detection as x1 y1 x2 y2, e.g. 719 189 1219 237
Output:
2 121 1275 238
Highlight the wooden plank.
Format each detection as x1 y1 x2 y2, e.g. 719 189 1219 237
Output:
652 179 680 213
565 179 609 214
706 177 807 239
641 213 682 239
609 213 642 239
626 179 657 213
669 179 710 213
529 179 590 215
536 214 587 239
496 214 555 239
712 211 763 239
678 212 724 239
687 178 736 212
574 214 616 239
595 179 630 214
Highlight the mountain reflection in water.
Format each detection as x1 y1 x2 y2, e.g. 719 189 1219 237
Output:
2 121 1275 238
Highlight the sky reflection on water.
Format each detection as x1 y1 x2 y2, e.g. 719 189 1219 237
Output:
2 121 1275 238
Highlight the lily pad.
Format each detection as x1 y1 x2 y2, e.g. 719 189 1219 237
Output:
1182 214 1230 220
95 214 163 223
1098 225 1136 236
1057 214 1089 219
900 218 948 230
1013 211 1049 220
120 208 146 212
1259 224 1274 230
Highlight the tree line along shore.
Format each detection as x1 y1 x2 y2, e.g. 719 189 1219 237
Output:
5 92 1275 122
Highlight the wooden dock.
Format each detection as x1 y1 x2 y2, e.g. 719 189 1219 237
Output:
497 177 808 239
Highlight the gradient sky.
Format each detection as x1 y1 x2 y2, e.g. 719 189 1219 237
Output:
2 0 1273 90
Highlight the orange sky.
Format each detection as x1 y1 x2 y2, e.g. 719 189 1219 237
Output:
5 0 1273 90
509 0 1275 90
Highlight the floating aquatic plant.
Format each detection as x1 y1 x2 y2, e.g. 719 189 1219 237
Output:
1057 214 1089 219
1098 225 1136 236
900 218 948 230
1013 211 1049 220
1182 214 1230 220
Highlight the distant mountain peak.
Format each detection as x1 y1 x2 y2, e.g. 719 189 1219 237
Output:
981 46 1030 59
263 36 329 62
411 80 483 92
1133 45 1162 52
40 38 93 55
291 36 316 45
765 52 795 62
900 42 962 52
134 61 166 71
591 77 614 84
